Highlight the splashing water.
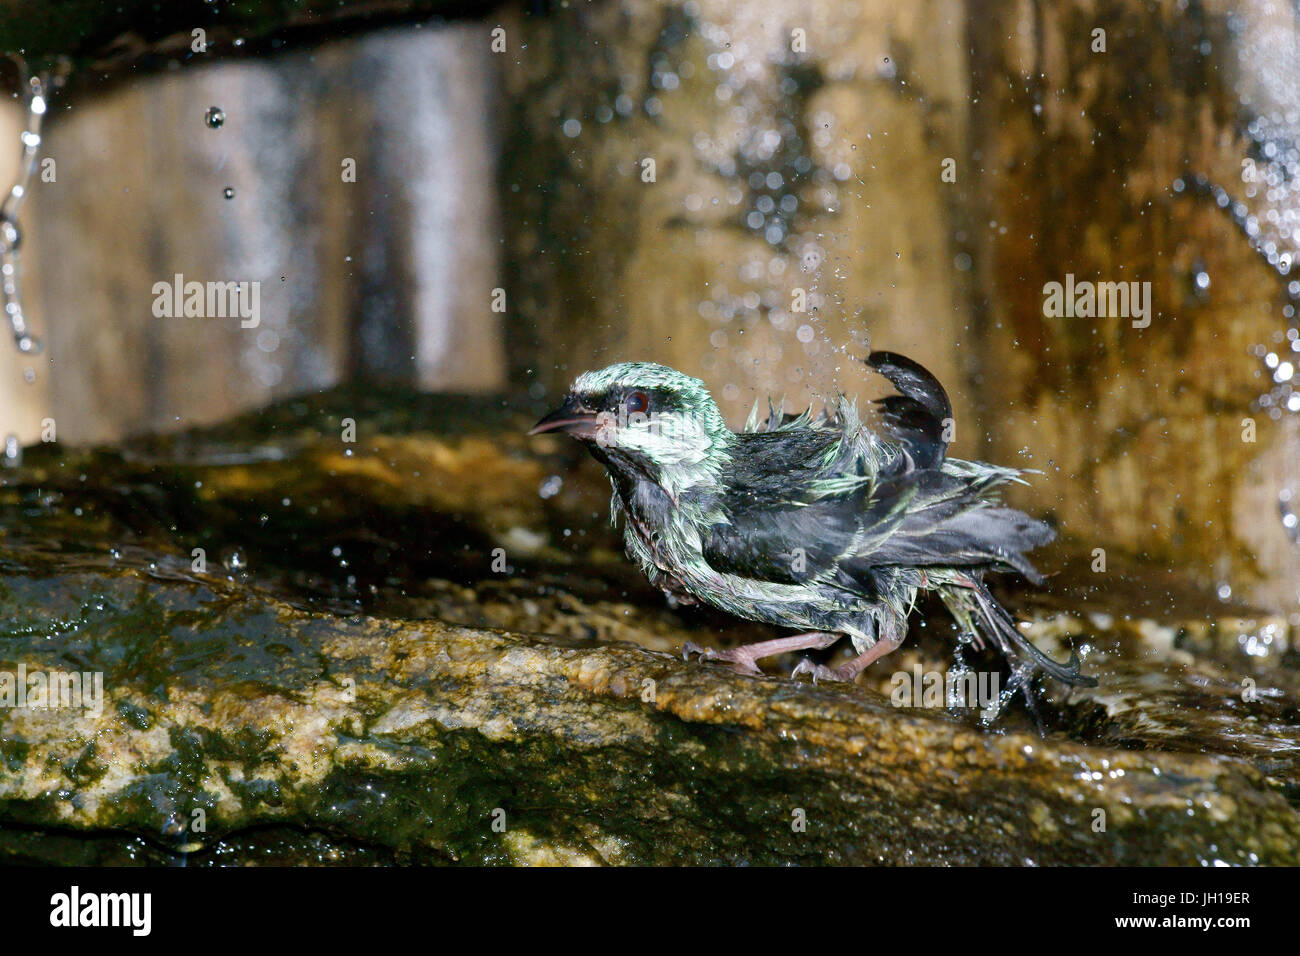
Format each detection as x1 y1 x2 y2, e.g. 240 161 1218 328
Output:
1170 12 1300 421
0 62 53 357
1175 174 1300 417
2 433 20 468
1281 488 1299 545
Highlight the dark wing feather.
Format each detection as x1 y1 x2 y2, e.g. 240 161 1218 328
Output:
849 503 1055 584
866 351 952 469
838 465 1054 584
703 491 866 583
701 429 919 584
703 355 1051 588
706 437 1053 587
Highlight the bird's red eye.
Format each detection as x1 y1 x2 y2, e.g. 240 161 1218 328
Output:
625 390 649 415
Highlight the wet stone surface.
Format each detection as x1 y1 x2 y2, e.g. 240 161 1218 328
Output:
0 387 1298 864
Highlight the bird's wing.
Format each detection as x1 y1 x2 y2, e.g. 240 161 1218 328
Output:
704 447 1052 587
849 498 1055 584
701 429 916 585
859 352 1054 580
865 351 952 469
703 488 872 584
704 354 1050 587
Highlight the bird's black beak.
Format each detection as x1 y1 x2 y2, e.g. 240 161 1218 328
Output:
529 395 600 438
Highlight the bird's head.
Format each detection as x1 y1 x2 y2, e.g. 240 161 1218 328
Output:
530 362 732 494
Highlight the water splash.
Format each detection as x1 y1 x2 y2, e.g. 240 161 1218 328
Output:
0 61 54 357
1281 488 1299 545
1170 11 1300 419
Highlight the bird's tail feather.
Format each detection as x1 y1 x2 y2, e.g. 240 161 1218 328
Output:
941 577 1096 687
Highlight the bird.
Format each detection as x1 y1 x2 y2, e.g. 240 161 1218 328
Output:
529 352 1095 688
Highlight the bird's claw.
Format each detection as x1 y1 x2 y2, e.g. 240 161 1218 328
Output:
791 658 819 683
791 658 849 684
681 640 712 662
681 641 763 677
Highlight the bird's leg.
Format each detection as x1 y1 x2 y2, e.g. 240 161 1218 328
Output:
792 617 906 684
683 632 841 677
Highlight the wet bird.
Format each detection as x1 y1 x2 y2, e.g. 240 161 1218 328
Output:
529 352 1095 688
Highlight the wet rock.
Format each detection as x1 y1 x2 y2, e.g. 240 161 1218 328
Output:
1023 609 1300 797
1 386 1298 864
2 563 1299 865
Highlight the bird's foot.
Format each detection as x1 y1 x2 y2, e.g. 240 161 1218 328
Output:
683 633 843 678
682 641 763 677
790 659 855 684
791 629 905 686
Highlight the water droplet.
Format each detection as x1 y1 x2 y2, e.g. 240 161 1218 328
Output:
223 187 235 200
1 433 20 467
539 475 563 499
205 106 225 129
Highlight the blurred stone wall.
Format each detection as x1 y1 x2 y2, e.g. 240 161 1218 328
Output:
966 0 1300 611
7 23 504 446
500 0 980 447
0 102 49 447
